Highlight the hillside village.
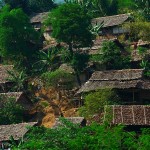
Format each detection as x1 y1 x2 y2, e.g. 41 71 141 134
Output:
0 0 150 149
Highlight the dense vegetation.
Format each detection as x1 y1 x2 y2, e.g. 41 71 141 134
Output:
79 89 120 117
0 96 24 125
0 0 150 149
10 119 150 150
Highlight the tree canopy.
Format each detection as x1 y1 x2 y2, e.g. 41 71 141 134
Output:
0 5 39 57
79 89 120 117
45 3 93 52
2 0 56 14
10 119 150 150
100 41 130 70
28 0 56 13
65 0 118 17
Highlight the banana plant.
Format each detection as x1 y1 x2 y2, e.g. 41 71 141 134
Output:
90 22 103 36
140 60 149 70
9 135 24 150
33 47 58 72
7 70 27 92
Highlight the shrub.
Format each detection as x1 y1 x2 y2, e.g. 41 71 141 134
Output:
0 95 24 125
100 41 130 70
12 118 150 150
41 69 74 89
79 89 120 118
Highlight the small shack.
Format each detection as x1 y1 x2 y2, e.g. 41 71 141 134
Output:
0 92 33 110
92 14 130 38
78 69 150 104
105 105 150 126
30 12 49 30
30 12 52 41
0 122 37 149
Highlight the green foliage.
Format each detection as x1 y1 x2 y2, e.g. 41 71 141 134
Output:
12 118 150 150
61 49 89 73
60 48 72 63
90 23 103 36
65 0 118 17
0 96 24 125
89 54 101 62
138 47 149 55
124 21 150 41
137 128 150 149
2 0 56 14
135 0 150 20
70 52 89 74
140 60 150 77
45 3 93 86
27 0 56 13
79 89 120 117
3 0 29 13
41 69 74 89
60 48 89 86
33 48 59 73
45 3 93 51
7 69 28 92
40 101 49 108
118 0 135 13
100 41 130 70
0 5 39 57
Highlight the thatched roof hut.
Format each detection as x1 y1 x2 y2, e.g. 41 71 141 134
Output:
104 105 150 125
0 92 33 110
131 49 150 61
0 122 37 142
30 12 49 23
30 12 51 32
92 14 130 28
77 69 150 93
52 117 86 128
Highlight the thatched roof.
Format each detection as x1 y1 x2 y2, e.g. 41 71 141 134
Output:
0 65 13 84
90 69 144 80
131 49 143 62
0 92 33 110
80 38 124 55
0 92 23 102
137 40 150 47
30 12 49 23
52 117 85 128
0 122 37 142
42 41 67 51
131 49 150 62
92 14 130 28
78 69 150 93
105 105 150 125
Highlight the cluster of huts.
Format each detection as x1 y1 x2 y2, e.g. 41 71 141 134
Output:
0 65 37 148
30 12 150 127
0 12 150 148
